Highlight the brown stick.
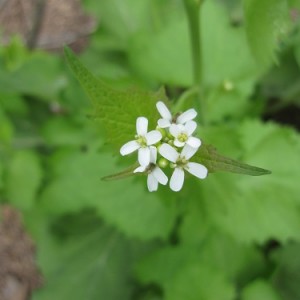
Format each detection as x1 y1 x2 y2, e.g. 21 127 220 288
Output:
27 0 47 49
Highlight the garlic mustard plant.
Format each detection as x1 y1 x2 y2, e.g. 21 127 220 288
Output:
169 121 201 148
134 146 168 192
120 101 208 192
159 143 208 192
120 117 162 166
156 101 197 128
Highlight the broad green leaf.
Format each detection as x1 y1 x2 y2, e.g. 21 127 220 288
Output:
136 245 235 300
243 0 290 65
192 121 300 243
128 0 263 122
0 160 3 190
1 36 29 71
0 53 66 101
5 150 42 210
64 47 168 150
129 0 261 87
261 49 300 108
0 108 14 146
29 210 147 300
0 92 28 116
41 117 100 147
179 219 266 282
272 243 300 300
40 144 176 240
288 0 300 9
241 280 282 300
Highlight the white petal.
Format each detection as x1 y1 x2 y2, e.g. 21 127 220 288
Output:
152 167 168 185
138 147 151 166
169 124 181 138
180 144 198 160
156 101 172 120
174 139 185 148
147 174 158 192
136 117 148 136
176 109 197 124
120 140 140 156
145 130 162 145
134 166 147 173
186 162 208 179
170 168 185 192
149 146 157 164
186 136 201 148
158 118 171 128
185 121 197 135
159 143 179 163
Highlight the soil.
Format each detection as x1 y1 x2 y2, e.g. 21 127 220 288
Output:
0 205 43 300
0 1 97 298
0 0 97 52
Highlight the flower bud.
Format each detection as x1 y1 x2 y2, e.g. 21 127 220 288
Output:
156 126 167 138
223 79 234 92
158 158 168 168
168 140 174 146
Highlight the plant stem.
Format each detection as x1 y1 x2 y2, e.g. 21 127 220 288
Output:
183 0 206 124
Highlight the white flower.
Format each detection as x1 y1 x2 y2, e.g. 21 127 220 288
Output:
159 143 208 192
120 117 162 166
156 101 197 128
169 121 201 148
134 147 168 192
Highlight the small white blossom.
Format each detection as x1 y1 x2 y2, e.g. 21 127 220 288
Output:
134 147 168 192
156 101 197 128
159 143 208 192
169 121 201 148
120 117 162 166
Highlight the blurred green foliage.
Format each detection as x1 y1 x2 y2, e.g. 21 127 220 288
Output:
0 0 300 299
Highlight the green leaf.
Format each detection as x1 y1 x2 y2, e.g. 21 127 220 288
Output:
41 117 99 147
136 245 235 300
179 219 266 282
243 0 290 65
5 150 42 210
129 0 262 87
0 52 66 101
241 280 282 300
192 121 300 243
272 243 300 300
0 160 3 191
194 143 271 176
30 210 147 300
40 144 176 240
64 47 168 150
0 108 14 146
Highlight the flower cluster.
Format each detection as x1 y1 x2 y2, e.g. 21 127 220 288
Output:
120 101 208 192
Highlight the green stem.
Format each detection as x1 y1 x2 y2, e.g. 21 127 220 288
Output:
183 0 206 124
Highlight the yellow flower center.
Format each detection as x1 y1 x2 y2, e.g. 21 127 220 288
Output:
136 135 147 147
177 133 188 143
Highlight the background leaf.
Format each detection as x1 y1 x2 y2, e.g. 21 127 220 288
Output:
243 0 290 66
241 280 282 300
4 150 42 210
188 121 300 244
136 245 235 300
29 210 149 300
272 243 300 300
40 143 177 240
